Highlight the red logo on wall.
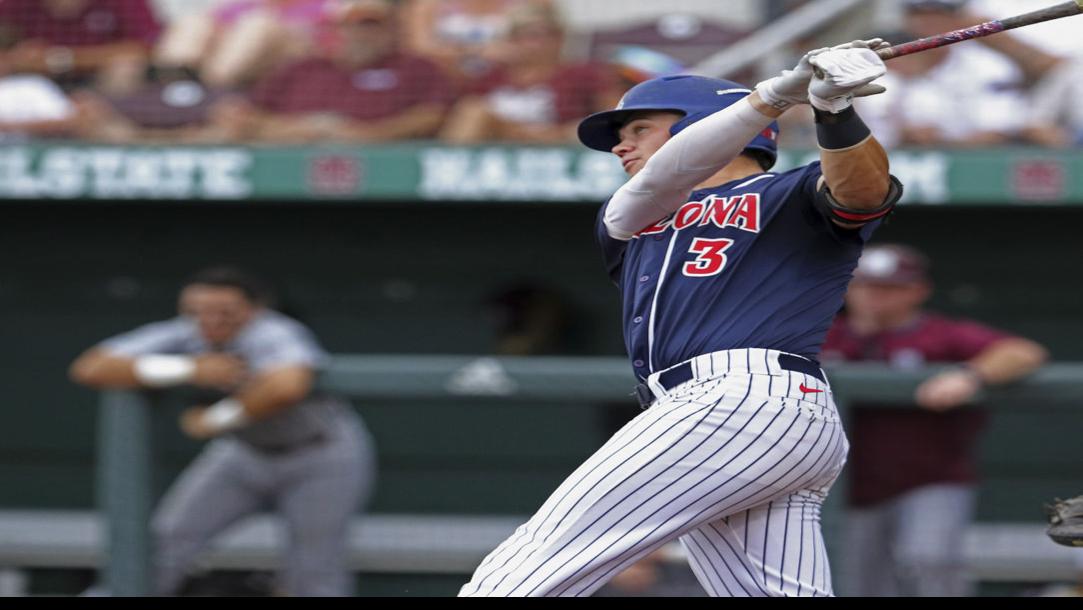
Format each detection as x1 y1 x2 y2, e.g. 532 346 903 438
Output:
1011 160 1065 202
307 155 363 196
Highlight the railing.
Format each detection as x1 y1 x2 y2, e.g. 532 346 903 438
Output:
96 357 1083 595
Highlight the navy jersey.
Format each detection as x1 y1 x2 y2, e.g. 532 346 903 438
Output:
597 162 879 381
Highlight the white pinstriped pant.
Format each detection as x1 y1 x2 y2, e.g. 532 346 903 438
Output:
460 348 850 597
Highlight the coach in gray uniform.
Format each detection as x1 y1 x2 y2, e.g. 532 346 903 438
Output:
70 267 376 596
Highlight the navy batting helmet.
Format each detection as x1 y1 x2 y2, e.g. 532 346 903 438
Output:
577 75 779 168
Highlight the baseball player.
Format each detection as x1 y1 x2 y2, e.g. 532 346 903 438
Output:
821 244 1048 596
460 41 901 597
70 267 376 596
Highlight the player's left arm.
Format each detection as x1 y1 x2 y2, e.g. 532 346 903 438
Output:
180 321 328 440
807 47 903 230
180 365 316 440
916 335 1049 412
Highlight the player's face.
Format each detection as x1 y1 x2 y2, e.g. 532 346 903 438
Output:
180 285 257 346
612 112 682 176
845 280 931 321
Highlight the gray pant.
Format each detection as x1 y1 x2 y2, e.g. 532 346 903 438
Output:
840 484 976 597
151 413 376 596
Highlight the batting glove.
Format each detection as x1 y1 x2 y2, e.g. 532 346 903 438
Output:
756 39 889 112
755 50 823 111
808 44 888 113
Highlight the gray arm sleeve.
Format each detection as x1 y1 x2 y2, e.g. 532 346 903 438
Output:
98 319 192 357
242 315 328 373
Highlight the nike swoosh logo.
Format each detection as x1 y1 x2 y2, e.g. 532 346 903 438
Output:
799 384 824 394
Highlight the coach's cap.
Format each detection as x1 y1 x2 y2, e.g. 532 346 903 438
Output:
903 0 968 12
853 244 930 284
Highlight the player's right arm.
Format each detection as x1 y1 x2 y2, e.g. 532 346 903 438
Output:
70 349 245 390
69 320 244 390
601 77 799 241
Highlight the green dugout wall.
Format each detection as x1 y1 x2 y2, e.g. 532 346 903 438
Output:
3 201 1081 513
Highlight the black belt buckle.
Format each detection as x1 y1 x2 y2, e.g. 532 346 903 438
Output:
634 383 655 409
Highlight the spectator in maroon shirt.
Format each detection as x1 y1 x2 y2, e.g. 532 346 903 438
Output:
207 0 453 144
439 3 622 145
821 244 1047 597
0 0 160 93
70 65 233 143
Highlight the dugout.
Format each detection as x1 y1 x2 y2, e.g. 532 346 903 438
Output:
1 144 1082 595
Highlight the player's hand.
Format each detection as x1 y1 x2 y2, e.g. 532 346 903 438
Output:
755 39 887 112
191 354 247 391
832 38 891 53
179 407 218 440
914 370 983 412
808 45 888 113
755 49 824 111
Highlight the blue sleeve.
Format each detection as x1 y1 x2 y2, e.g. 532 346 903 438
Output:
596 198 628 286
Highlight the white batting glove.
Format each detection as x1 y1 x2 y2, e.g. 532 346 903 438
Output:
808 45 888 113
755 49 822 111
832 38 891 53
756 39 889 111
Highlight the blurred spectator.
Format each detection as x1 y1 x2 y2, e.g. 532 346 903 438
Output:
69 267 376 596
607 45 684 88
72 64 231 143
821 244 1048 597
856 0 1062 148
403 0 553 83
155 0 331 88
440 4 621 145
0 39 79 140
0 0 161 94
206 0 453 143
1025 59 1083 148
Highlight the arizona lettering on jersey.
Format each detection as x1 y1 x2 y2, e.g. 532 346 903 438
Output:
637 193 763 237
597 162 878 381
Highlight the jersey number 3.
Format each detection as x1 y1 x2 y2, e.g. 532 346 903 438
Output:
683 238 734 278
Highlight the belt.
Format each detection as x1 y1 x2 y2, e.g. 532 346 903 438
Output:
634 352 825 409
238 432 328 456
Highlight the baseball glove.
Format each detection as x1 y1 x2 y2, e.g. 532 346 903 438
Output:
1046 495 1083 547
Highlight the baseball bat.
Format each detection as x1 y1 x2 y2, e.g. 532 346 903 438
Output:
876 0 1083 60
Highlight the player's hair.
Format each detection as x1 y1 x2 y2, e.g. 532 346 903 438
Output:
184 267 272 305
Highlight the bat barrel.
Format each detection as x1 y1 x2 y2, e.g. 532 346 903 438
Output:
877 0 1083 61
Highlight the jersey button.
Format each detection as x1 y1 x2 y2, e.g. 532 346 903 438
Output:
633 316 643 324
639 275 650 283
633 359 645 368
